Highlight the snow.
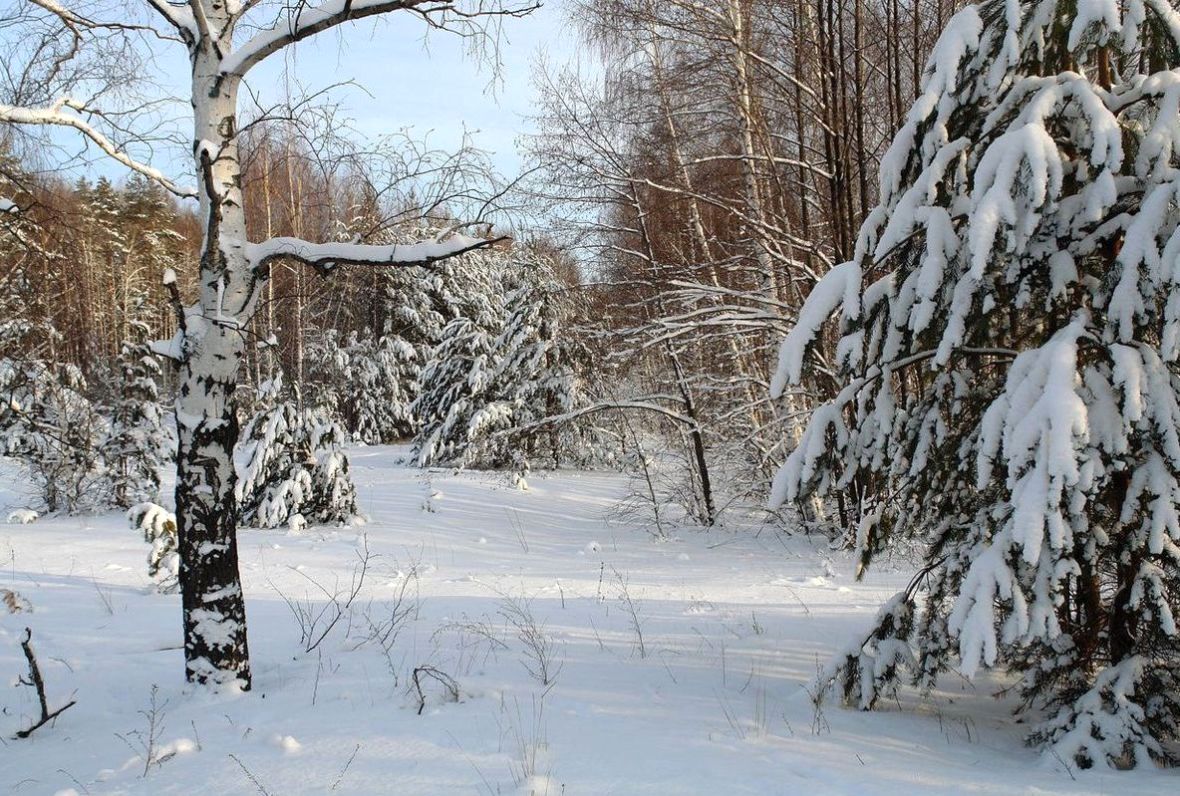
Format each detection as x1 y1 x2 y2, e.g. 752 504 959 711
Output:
770 260 861 395
2 447 1171 793
0 197 17 214
1068 0 1121 49
245 234 489 271
5 508 37 524
149 332 185 362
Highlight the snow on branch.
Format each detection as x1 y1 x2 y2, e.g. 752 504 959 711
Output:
141 0 198 39
0 99 195 198
770 260 861 396
245 233 507 274
507 400 700 434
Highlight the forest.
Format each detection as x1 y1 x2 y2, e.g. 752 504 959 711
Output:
1 0 1179 792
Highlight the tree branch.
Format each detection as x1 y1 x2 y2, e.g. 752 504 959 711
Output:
220 0 431 77
0 98 196 198
141 0 198 39
246 233 508 275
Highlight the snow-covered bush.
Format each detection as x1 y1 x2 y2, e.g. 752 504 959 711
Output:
129 502 178 592
1 359 106 513
771 0 1180 768
236 375 358 529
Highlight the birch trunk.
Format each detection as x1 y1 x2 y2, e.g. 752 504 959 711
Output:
175 23 257 688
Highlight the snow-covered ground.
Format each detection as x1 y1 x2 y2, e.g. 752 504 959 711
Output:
0 447 1175 794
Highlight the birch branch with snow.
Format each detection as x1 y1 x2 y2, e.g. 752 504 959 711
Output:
0 99 196 198
246 233 508 275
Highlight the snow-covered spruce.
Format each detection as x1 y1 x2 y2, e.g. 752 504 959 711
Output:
236 375 358 530
772 0 1180 768
102 327 170 508
413 315 505 467
309 328 418 445
129 502 179 592
412 248 592 472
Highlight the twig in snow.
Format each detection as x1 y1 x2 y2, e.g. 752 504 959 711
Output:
14 628 76 739
273 535 372 653
498 591 563 688
229 754 274 796
413 666 459 715
506 508 530 553
612 567 646 659
330 744 361 791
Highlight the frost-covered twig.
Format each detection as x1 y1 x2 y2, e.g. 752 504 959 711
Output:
497 591 563 688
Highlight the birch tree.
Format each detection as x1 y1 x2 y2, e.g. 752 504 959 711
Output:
0 0 533 689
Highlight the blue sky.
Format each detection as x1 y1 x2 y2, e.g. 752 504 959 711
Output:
125 1 574 188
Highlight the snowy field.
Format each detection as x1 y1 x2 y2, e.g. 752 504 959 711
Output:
0 447 1175 795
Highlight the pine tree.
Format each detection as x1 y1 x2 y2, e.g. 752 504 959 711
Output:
103 320 169 508
771 0 1180 768
236 374 358 529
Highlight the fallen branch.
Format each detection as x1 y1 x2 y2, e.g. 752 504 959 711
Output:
15 628 76 739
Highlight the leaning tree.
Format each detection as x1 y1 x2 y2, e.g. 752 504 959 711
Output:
0 0 534 689
772 0 1180 768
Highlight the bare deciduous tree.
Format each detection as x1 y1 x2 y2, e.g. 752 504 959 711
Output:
0 0 536 688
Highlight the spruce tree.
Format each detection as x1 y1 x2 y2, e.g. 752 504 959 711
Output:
103 321 169 508
412 249 595 472
772 0 1180 768
412 315 506 467
236 374 358 530
493 263 594 470
348 330 419 444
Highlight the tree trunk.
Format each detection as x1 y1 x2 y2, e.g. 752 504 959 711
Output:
175 33 257 689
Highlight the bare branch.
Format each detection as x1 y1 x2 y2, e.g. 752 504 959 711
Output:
29 0 188 43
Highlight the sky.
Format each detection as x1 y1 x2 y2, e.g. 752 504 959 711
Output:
237 1 575 179
78 1 577 191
